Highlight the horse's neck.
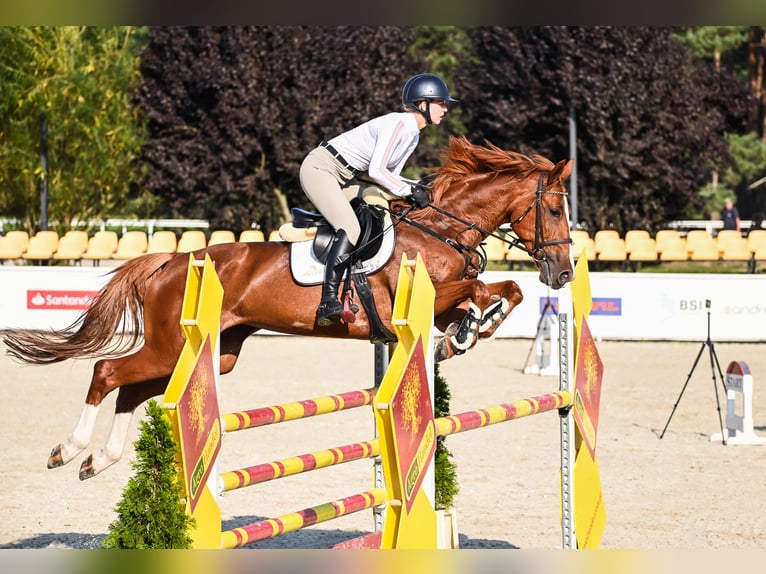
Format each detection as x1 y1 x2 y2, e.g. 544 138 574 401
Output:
434 176 529 243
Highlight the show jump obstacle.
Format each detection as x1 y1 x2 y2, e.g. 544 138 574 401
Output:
161 253 605 549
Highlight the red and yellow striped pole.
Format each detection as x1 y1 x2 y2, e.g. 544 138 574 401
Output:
221 389 375 432
221 488 386 549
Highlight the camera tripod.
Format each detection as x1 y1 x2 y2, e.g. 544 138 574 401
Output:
521 295 557 374
659 300 727 444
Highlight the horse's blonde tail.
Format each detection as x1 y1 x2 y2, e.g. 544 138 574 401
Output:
2 253 175 365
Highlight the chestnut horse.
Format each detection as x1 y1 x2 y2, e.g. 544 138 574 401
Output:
3 136 574 480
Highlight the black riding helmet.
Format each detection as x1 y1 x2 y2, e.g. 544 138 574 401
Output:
401 73 459 125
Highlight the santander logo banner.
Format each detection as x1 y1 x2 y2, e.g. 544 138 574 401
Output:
26 290 98 310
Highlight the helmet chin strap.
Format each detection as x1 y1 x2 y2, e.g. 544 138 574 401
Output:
419 101 433 125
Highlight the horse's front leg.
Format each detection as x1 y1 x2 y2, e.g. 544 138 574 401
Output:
432 279 523 362
477 280 525 341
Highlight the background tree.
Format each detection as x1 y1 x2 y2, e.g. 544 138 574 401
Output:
0 26 148 233
135 26 430 233
454 26 753 233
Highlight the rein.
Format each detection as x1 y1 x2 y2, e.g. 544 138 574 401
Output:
387 171 572 277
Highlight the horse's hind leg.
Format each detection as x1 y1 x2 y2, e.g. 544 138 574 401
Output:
48 346 179 479
78 377 169 480
77 325 255 480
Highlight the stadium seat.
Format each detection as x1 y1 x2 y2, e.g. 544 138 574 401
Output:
82 231 119 265
571 234 596 261
624 230 651 255
658 238 689 262
113 230 149 260
53 231 89 263
177 230 207 252
23 231 60 262
595 236 627 264
747 229 766 253
483 234 509 266
627 237 658 262
0 234 26 261
593 229 621 255
689 235 720 261
655 229 682 253
239 229 265 242
2 230 30 254
685 229 713 254
146 230 178 253
208 230 237 246
720 236 753 262
268 230 283 242
715 229 744 256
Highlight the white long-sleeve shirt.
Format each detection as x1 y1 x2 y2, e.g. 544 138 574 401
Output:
327 112 420 197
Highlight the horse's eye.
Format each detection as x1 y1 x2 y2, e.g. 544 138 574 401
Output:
550 208 562 218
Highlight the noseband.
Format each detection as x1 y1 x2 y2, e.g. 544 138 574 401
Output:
506 172 572 263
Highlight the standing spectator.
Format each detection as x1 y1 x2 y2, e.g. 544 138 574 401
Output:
748 213 763 236
722 199 741 231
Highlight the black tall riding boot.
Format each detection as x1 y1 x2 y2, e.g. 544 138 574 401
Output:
316 229 355 327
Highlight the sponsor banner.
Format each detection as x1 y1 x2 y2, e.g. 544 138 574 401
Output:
27 290 97 310
1 265 765 341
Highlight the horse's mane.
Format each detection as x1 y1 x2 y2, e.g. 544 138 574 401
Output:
432 136 558 200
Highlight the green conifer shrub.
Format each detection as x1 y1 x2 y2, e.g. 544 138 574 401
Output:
101 399 195 549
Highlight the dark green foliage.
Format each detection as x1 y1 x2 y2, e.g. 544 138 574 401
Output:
434 363 459 510
101 400 194 549
135 26 423 232
455 26 753 233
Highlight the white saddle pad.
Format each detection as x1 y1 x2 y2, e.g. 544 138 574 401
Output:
289 224 396 286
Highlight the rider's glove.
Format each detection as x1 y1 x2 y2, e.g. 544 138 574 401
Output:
407 185 430 209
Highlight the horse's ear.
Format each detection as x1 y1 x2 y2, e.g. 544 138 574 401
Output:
550 159 573 183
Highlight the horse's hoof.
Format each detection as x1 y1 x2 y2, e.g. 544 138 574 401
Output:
79 455 96 481
47 445 65 469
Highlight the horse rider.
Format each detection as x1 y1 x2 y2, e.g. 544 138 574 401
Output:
299 72 458 327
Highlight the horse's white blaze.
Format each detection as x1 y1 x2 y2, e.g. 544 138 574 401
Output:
565 200 576 279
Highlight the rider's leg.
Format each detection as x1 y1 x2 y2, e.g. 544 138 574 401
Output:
316 228 355 326
300 147 361 326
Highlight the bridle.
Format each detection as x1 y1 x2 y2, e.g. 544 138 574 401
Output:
504 172 573 262
387 170 572 277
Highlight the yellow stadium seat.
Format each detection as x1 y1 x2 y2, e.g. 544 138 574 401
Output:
572 235 596 261
483 234 509 266
0 235 26 261
3 230 30 253
82 231 118 266
268 230 283 242
177 230 207 253
24 231 60 261
113 230 149 260
146 230 178 254
720 237 752 261
715 229 743 251
685 229 713 253
208 230 237 246
53 232 89 262
747 229 766 253
624 230 651 254
570 229 591 244
655 229 682 253
689 235 720 261
658 238 689 262
239 229 265 242
593 229 621 255
627 237 658 262
596 236 627 264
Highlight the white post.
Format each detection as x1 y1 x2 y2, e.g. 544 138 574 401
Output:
710 361 766 445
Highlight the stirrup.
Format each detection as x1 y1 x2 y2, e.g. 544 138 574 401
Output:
316 299 344 327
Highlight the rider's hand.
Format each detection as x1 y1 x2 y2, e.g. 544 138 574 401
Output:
407 185 430 208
